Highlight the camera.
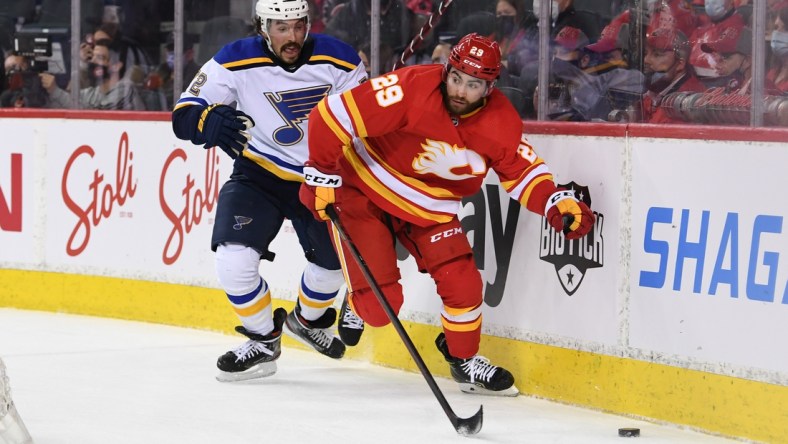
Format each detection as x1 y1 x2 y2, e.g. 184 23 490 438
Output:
13 26 69 74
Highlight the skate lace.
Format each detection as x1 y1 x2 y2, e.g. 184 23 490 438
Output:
460 356 498 383
233 340 274 362
307 328 332 349
341 305 364 330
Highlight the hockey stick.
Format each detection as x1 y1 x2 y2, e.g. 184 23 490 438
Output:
325 204 483 436
392 0 455 70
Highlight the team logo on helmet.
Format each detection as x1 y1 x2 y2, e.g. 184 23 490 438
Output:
539 182 604 296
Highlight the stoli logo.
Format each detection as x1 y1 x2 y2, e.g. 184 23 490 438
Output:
62 132 137 256
159 148 220 265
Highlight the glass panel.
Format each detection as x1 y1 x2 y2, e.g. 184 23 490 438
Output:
764 3 788 127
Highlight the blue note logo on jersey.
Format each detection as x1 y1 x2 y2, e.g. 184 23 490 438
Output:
265 85 332 146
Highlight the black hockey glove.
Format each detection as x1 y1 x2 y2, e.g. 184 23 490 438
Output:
196 104 255 159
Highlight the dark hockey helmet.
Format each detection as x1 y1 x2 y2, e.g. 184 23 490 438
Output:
446 33 501 82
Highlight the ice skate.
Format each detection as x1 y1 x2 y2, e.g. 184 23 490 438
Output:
216 307 286 382
337 294 364 346
284 302 346 359
435 333 519 397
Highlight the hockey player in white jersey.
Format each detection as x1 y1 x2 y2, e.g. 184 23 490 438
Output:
172 0 366 382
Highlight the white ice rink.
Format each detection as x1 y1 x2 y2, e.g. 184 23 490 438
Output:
0 308 740 444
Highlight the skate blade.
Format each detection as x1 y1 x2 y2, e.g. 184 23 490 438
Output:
283 320 345 359
458 382 520 397
215 361 277 382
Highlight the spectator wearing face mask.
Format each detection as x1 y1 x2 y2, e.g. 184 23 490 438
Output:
1 53 50 108
642 27 704 123
44 40 144 110
494 0 530 70
688 0 746 86
700 25 753 94
767 6 788 93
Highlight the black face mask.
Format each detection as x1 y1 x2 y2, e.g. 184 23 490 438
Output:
495 16 516 37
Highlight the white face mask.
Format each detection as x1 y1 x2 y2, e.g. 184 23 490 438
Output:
772 30 788 58
533 0 559 22
704 0 728 21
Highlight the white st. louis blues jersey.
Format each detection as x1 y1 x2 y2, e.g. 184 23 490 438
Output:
174 33 367 182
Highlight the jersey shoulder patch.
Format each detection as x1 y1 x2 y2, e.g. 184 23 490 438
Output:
308 33 361 72
213 36 273 70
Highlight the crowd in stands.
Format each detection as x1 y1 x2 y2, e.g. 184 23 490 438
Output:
0 0 786 126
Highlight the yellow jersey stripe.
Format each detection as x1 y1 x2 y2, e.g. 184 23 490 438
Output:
233 291 271 317
298 293 336 309
343 146 454 223
309 55 357 70
343 90 368 137
221 57 273 69
443 304 479 317
242 151 304 182
317 99 352 145
363 142 456 199
441 316 482 332
520 174 551 204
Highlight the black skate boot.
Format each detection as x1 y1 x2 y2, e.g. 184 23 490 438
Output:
284 302 346 359
435 332 519 397
337 294 364 346
216 307 287 382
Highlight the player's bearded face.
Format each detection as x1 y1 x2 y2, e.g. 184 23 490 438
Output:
266 18 309 63
443 68 488 115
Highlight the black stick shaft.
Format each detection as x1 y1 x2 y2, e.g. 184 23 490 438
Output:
325 204 482 435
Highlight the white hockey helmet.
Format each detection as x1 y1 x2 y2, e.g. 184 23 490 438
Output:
255 0 311 53
256 0 310 23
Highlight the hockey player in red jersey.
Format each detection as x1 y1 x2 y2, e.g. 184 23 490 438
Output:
300 33 594 396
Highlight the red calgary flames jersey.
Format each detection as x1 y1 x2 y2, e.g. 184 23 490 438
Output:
308 64 558 227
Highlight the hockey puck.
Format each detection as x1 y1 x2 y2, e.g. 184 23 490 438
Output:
618 428 640 437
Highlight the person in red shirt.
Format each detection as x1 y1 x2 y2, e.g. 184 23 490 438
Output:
642 27 705 123
688 0 746 86
299 33 595 396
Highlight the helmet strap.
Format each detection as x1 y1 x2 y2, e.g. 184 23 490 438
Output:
484 80 496 97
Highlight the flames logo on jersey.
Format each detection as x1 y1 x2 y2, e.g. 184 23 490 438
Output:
412 139 487 181
265 85 332 146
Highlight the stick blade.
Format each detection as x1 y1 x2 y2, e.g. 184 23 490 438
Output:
454 405 483 436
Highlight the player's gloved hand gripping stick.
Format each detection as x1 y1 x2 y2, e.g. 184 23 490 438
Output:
196 104 255 159
299 164 342 221
324 204 484 436
544 189 595 239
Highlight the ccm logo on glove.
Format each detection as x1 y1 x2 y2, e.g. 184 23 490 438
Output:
544 189 595 240
303 166 342 187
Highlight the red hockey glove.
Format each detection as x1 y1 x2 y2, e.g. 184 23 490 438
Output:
299 165 342 221
545 189 595 240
